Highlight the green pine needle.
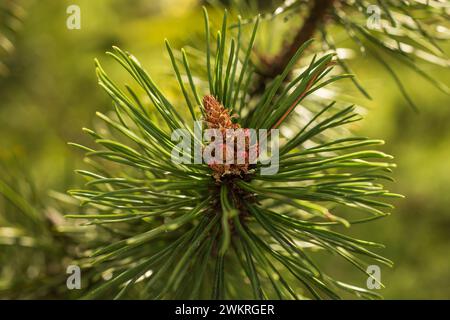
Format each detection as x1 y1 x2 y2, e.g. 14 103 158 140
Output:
68 8 401 300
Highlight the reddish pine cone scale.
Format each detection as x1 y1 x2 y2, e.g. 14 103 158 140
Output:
202 95 258 182
203 95 240 131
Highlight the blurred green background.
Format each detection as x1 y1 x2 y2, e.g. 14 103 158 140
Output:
0 0 449 299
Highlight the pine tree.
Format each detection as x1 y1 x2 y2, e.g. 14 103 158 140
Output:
0 0 448 299
66 8 403 300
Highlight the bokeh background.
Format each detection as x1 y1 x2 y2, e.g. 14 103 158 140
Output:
0 0 449 299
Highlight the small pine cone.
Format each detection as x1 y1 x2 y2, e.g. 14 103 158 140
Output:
202 95 258 182
203 95 239 131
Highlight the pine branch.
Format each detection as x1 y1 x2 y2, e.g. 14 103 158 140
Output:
67 9 401 299
232 0 449 108
0 160 79 299
259 0 336 79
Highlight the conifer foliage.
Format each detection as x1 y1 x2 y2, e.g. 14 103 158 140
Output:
67 8 402 299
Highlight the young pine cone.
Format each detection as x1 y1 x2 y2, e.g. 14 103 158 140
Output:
202 95 258 182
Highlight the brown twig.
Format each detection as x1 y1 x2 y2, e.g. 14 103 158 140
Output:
256 0 336 87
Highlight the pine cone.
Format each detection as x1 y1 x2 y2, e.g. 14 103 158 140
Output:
202 95 258 181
